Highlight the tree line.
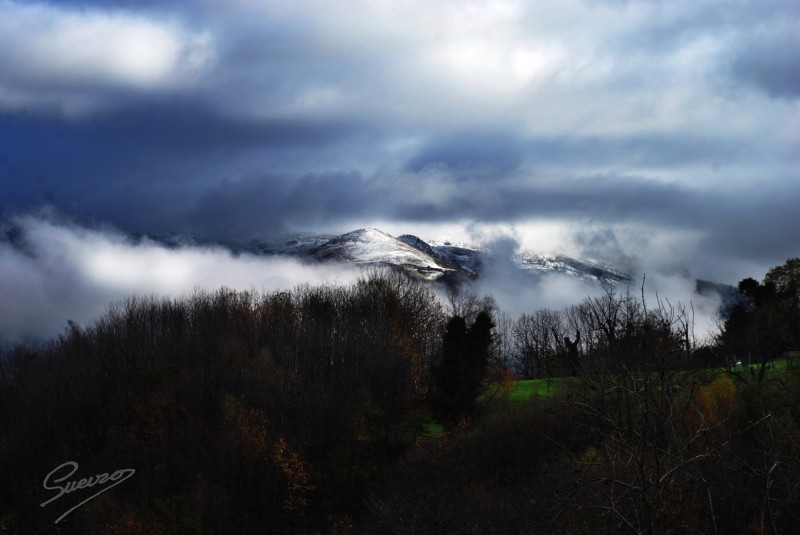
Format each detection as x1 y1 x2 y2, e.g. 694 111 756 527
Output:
490 257 800 380
0 270 448 533
0 259 798 533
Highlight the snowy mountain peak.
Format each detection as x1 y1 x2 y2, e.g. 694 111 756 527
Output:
313 228 451 280
326 228 397 244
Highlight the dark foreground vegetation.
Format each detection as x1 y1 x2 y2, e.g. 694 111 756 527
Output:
1 259 799 534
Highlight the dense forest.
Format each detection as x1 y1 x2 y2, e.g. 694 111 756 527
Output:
1 259 799 534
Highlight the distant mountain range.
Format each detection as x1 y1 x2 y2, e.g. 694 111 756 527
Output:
239 227 633 286
238 229 745 315
1 221 740 312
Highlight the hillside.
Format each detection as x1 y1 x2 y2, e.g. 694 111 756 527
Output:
312 228 452 280
257 228 632 286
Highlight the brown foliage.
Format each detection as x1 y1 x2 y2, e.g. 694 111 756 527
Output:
679 375 737 449
272 437 315 514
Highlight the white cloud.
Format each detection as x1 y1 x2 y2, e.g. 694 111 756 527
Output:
0 1 214 115
0 215 359 343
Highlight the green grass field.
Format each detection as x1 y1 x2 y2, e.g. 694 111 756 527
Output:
419 357 800 440
506 357 800 402
705 356 799 381
506 378 565 403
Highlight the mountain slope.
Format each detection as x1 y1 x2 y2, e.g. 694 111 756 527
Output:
516 252 631 285
308 229 632 285
397 235 482 276
313 229 452 280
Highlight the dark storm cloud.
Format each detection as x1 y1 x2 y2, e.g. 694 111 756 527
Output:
404 132 524 173
522 134 748 169
0 100 364 162
0 102 375 234
171 165 800 273
133 167 702 240
0 102 763 242
392 173 695 225
729 31 800 99
86 103 363 154
698 180 800 260
398 130 754 196
188 172 377 239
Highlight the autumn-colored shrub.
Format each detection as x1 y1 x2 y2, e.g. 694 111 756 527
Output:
679 374 737 448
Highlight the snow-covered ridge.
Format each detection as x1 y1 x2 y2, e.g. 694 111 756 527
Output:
515 252 631 285
130 226 632 286
313 229 452 280
244 232 334 256
397 235 482 276
306 229 631 285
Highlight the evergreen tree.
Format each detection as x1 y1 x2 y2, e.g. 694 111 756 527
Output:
432 311 494 426
720 258 800 363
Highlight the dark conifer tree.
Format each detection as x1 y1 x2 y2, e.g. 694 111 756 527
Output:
432 311 494 426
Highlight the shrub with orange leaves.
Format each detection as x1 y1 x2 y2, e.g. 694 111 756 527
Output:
680 375 737 449
272 437 315 513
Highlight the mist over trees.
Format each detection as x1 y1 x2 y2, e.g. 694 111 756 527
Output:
1 259 799 533
506 286 693 380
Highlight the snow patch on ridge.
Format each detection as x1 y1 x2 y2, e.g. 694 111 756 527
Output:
314 229 451 280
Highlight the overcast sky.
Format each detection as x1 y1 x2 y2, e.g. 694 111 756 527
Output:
1 0 799 298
